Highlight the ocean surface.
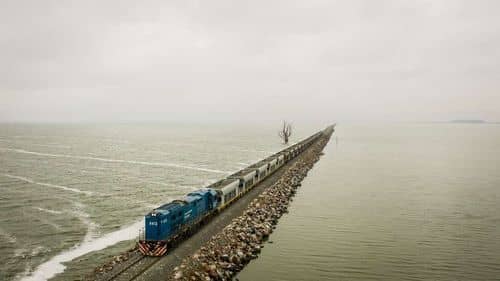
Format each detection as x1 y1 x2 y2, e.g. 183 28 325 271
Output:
1 123 499 281
238 123 500 281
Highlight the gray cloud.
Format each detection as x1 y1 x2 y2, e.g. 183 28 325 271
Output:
1 0 499 123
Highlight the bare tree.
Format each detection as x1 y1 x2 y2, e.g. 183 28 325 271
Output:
278 121 292 144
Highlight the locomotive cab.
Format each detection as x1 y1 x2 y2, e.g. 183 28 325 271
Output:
140 210 170 256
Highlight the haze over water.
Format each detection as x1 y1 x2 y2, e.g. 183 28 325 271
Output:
239 123 500 281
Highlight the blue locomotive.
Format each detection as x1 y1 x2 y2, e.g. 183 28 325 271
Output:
139 189 219 256
138 127 329 256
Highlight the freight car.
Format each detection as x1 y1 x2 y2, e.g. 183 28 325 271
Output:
138 128 327 256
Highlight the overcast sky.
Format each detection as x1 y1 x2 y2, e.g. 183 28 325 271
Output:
1 0 499 123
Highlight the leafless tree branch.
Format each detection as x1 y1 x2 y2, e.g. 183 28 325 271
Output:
278 120 292 144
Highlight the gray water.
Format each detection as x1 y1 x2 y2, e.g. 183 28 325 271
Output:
0 123 316 281
238 124 500 281
2 123 499 281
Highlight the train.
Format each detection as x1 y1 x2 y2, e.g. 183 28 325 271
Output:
138 127 330 256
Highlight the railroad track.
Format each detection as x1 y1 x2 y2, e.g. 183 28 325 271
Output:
97 251 159 281
98 223 206 281
110 256 162 281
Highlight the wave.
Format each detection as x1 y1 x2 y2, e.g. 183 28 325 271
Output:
14 248 27 258
20 201 139 281
85 166 111 170
31 246 49 257
0 141 72 149
0 148 229 174
1 174 93 196
20 219 143 281
72 204 99 244
29 143 72 149
33 207 63 215
40 219 62 231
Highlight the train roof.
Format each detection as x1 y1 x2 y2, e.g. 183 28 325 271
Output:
206 178 239 190
228 166 257 179
184 194 201 204
248 158 271 169
148 199 186 216
187 189 210 197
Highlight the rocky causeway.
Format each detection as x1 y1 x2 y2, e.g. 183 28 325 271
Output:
171 133 332 280
88 129 333 281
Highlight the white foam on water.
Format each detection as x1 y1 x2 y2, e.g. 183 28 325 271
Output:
140 179 174 187
0 147 229 174
40 219 63 231
24 208 64 234
2 174 93 196
30 246 49 257
29 143 72 149
88 166 111 170
14 248 27 258
33 207 63 215
20 216 143 281
72 205 99 243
